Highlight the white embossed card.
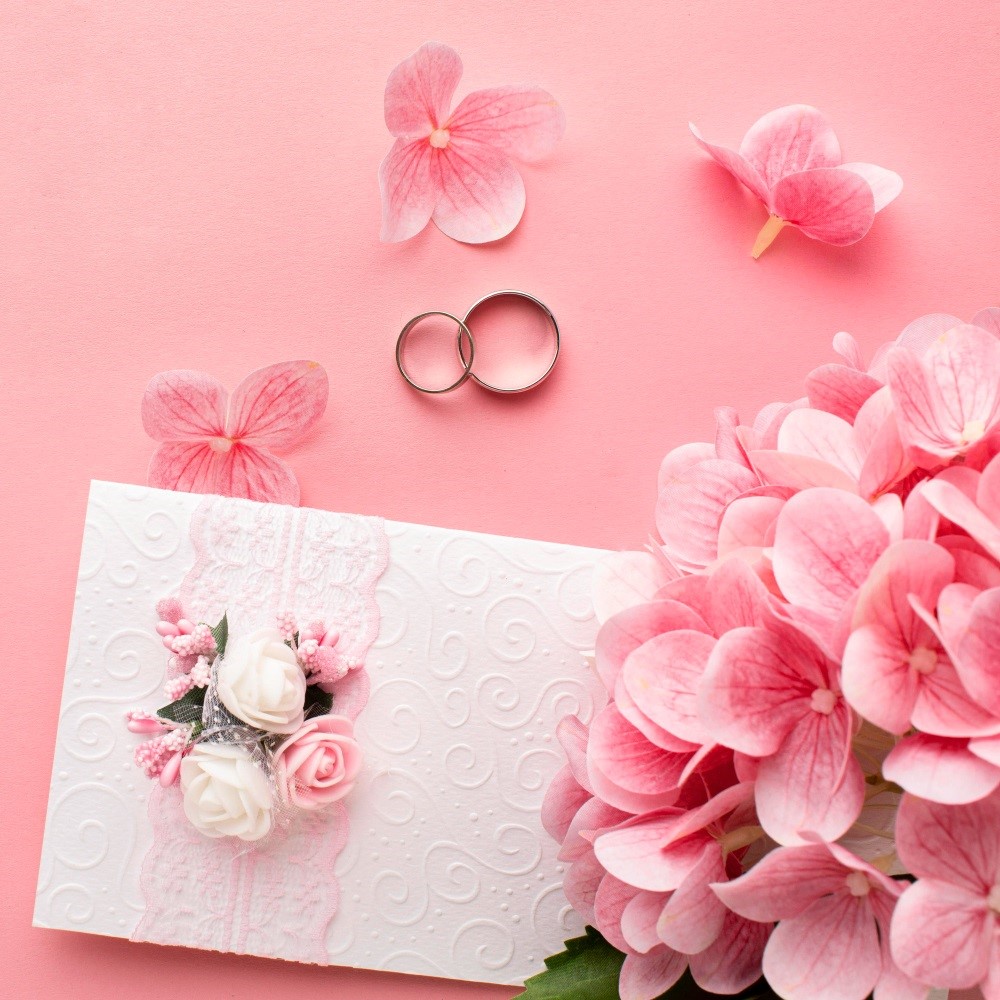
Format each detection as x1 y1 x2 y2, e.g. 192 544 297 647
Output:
34 481 608 985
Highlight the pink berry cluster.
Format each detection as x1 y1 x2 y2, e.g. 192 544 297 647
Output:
128 718 188 784
544 309 1000 1000
154 597 216 674
282 614 357 685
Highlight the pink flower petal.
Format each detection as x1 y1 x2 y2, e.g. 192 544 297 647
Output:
142 369 227 441
971 306 1000 338
556 715 593 794
384 41 462 137
592 551 679 624
655 458 760 572
562 847 604 925
883 733 1000 805
378 137 439 242
148 440 224 495
750 448 860 493
840 162 904 212
594 874 640 954
214 442 300 504
762 893 882 1000
614 671 700 754
689 123 769 203
447 86 565 161
541 763 589 844
770 167 875 245
772 488 889 619
622 630 716 745
594 817 708 892
738 105 841 190
841 623 920 734
895 792 1000 891
655 844 727 954
227 361 328 448
805 363 882 422
890 878 992 989
621 891 671 954
587 705 691 795
699 622 828 757
713 844 849 921
717 494 785 556
619 947 687 1000
560 795 629 863
954 588 1000 716
755 704 865 845
923 480 1000 562
777 407 864 480
688 909 770 994
431 140 525 243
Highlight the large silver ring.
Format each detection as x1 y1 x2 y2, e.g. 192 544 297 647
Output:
458 290 560 394
395 311 476 394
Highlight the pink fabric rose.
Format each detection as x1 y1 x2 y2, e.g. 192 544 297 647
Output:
273 714 362 810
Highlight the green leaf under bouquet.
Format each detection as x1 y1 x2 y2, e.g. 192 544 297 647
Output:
156 685 206 725
210 612 228 657
522 929 783 999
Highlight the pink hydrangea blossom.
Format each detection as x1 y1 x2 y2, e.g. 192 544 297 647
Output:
546 308 1000 999
691 104 902 258
379 42 564 244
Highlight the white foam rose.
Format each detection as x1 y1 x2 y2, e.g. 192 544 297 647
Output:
217 626 306 734
180 743 273 841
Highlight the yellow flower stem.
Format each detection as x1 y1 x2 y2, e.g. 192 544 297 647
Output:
752 214 787 259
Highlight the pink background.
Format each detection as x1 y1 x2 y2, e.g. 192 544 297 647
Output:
2 1 997 996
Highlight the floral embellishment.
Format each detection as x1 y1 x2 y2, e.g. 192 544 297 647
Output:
537 309 1000 999
691 104 902 257
379 41 565 244
142 360 328 505
127 601 365 842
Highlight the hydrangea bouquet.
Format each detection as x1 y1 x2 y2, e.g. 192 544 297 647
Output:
534 310 1000 1000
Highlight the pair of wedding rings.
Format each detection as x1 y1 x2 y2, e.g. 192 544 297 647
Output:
395 290 560 395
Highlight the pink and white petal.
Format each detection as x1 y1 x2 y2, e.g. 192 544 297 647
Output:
541 763 589 844
655 845 727 954
614 671 701 754
447 86 565 161
562 848 604 925
805 363 882 422
923 325 1000 442
954 588 1000 716
763 894 882 1000
556 715 593 794
227 361 328 448
750 449 860 493
431 140 525 244
213 443 300 504
923 480 1000 562
770 167 875 245
715 406 752 468
622 630 717 745
840 162 904 212
738 105 841 189
596 596 710 699
833 331 867 370
587 705 691 795
655 458 761 572
378 137 440 242
658 442 717 492
778 408 864 480
594 818 708 892
883 734 1000 805
713 844 847 921
689 123 770 203
869 313 961 381
970 733 1000 768
771 487 889 618
560 795 630 863
594 874 640 954
717 494 785 557
859 414 911 500
972 307 1000 339
621 891 672 954
147 440 224 495
890 879 992 989
978 453 1000 522
142 370 227 441
703 556 776 632
384 41 461 137
688 909 770 994
756 705 865 845
912 655 1000 738
699 624 816 757
587 752 684 816
887 346 956 461
936 582 980 659
592 551 679 625
841 623 919 734
895 792 1000 888
619 947 687 1000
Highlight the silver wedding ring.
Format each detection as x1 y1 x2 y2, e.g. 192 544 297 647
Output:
395 290 559 395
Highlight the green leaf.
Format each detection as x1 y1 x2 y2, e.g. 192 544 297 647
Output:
520 927 624 1000
210 613 228 658
304 684 333 718
157 685 207 725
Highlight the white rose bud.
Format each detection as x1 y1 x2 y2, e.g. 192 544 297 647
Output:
216 627 306 734
180 743 273 841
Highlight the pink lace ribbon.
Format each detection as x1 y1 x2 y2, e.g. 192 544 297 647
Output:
132 496 389 961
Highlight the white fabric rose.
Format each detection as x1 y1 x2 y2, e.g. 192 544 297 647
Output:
180 743 273 841
216 627 306 734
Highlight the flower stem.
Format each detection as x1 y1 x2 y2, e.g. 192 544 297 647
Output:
752 214 787 259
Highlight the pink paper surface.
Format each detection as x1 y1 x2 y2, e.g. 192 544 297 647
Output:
2 2 998 997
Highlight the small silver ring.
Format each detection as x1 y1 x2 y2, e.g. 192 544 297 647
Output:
396 311 476 394
458 290 560 394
